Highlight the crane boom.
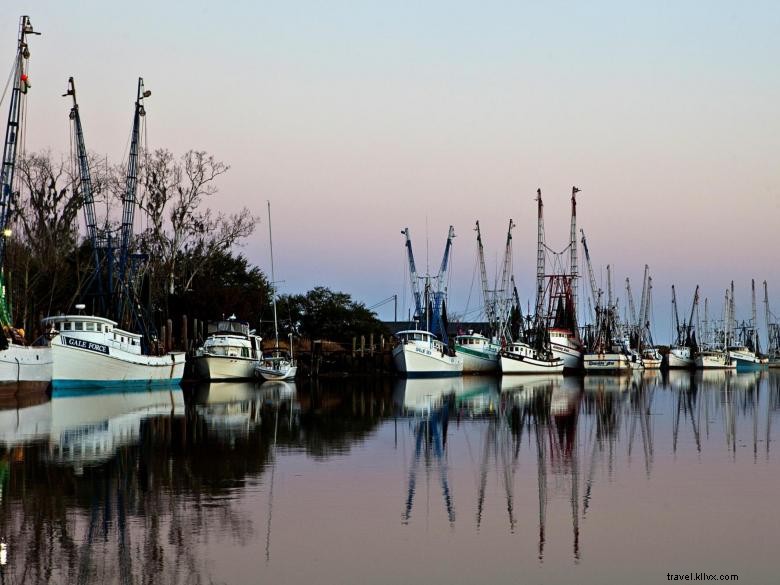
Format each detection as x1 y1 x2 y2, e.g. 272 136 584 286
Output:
569 187 579 322
671 285 680 342
580 229 601 320
474 221 495 330
436 225 456 289
637 265 649 331
535 189 545 320
0 16 39 326
117 78 149 316
401 227 423 320
496 219 515 333
64 78 99 251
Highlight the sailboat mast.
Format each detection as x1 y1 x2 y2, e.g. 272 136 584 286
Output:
267 201 280 349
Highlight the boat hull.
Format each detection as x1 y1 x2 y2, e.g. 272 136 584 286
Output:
50 336 185 390
0 344 52 384
195 355 258 380
695 352 735 369
666 348 694 369
256 365 297 381
500 353 564 374
455 346 499 373
583 353 631 373
642 358 662 369
728 350 767 371
392 344 463 377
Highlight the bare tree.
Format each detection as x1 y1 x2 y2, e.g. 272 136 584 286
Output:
136 149 257 305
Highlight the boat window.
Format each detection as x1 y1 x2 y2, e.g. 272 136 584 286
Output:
63 322 71 331
85 322 95 331
75 322 83 331
241 347 249 357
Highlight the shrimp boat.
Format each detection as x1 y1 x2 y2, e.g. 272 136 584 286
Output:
255 202 296 381
396 226 463 377
0 17 52 385
694 295 734 369
665 285 697 369
454 331 500 373
499 340 564 374
393 330 463 377
43 312 184 391
194 316 262 380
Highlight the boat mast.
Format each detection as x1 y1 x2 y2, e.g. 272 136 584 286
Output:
569 187 579 326
497 219 515 340
474 221 496 334
671 285 680 344
535 189 545 323
267 201 280 350
580 229 601 323
0 16 39 327
401 227 423 323
751 278 759 352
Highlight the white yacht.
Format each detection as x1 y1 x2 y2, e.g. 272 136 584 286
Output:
42 313 185 391
194 317 261 380
453 331 499 373
499 341 564 374
392 330 463 377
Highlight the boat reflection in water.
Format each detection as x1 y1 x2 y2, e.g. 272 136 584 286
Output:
48 386 185 471
190 380 297 435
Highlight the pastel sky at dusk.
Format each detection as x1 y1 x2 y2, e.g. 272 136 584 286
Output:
3 1 779 342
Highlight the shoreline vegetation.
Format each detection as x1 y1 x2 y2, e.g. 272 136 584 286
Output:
7 149 389 372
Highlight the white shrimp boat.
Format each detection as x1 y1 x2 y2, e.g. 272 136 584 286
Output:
583 352 632 373
392 330 463 377
499 341 564 374
548 328 584 371
454 331 499 373
194 317 262 380
666 346 694 369
727 345 767 371
695 350 735 369
42 314 185 391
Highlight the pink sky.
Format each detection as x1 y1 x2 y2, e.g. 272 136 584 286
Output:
4 1 780 341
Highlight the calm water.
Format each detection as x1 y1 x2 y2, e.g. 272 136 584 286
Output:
0 371 778 584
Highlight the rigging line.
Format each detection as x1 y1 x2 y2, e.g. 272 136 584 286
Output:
0 55 16 108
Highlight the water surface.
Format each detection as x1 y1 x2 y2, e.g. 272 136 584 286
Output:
0 371 776 584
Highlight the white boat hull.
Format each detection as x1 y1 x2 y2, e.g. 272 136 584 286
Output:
499 353 564 374
256 364 297 381
0 344 52 384
666 348 694 369
50 335 185 390
728 349 767 371
642 358 662 369
695 352 736 369
195 355 258 380
454 346 499 373
583 353 631 373
392 343 463 377
550 341 583 371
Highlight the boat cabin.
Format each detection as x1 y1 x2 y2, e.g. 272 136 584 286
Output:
43 314 143 356
396 329 449 354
